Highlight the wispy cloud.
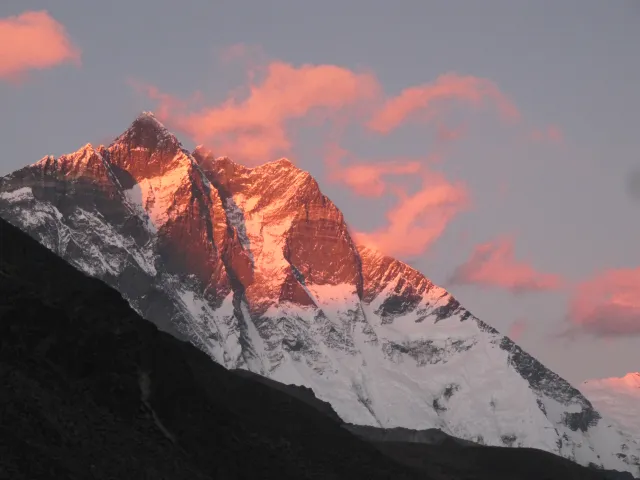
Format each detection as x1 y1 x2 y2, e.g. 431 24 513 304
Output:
449 236 564 293
568 267 640 336
136 46 563 260
324 143 423 197
136 60 379 164
352 168 469 257
367 73 520 134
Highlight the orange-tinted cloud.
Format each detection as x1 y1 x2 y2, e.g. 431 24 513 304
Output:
530 125 563 144
568 267 640 336
0 10 80 81
449 236 564 293
142 61 380 163
353 169 468 257
368 73 520 134
325 143 422 197
331 161 422 197
136 50 563 261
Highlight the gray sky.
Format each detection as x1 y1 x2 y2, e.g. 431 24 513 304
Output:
1 0 639 384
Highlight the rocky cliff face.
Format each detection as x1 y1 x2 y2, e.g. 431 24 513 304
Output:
0 112 638 476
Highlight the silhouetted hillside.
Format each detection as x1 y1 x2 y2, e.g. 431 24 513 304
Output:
0 217 421 480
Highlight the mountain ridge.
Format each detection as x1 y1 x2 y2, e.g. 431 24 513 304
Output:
2 211 625 480
0 112 638 476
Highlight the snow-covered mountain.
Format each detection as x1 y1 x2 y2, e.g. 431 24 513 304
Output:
581 373 640 450
1 112 638 476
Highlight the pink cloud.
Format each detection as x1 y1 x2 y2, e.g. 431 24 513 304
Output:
507 318 528 342
325 143 422 197
568 267 640 336
135 49 565 261
449 236 564 293
324 143 466 257
0 10 80 81
140 60 380 164
332 161 422 197
367 73 520 134
353 169 469 257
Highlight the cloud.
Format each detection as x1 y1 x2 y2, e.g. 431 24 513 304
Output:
330 160 422 197
325 140 466 257
139 61 525 169
140 60 380 163
325 143 422 197
367 73 520 134
136 48 562 260
0 10 80 81
353 168 468 257
568 267 640 336
530 125 563 144
507 318 528 342
449 236 564 293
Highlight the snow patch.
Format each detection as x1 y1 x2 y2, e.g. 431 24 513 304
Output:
0 186 34 203
137 153 191 228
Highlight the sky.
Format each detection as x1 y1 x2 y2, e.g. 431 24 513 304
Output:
1 0 639 385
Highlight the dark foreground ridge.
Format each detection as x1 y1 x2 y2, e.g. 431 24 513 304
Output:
0 218 419 479
0 215 618 480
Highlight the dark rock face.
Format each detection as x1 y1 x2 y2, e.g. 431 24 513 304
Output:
359 246 436 304
284 200 363 296
108 111 183 178
156 166 230 300
499 336 602 431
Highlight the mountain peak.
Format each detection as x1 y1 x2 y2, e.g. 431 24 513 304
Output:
28 142 107 180
2 114 640 477
193 149 297 172
112 111 181 153
261 157 295 169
